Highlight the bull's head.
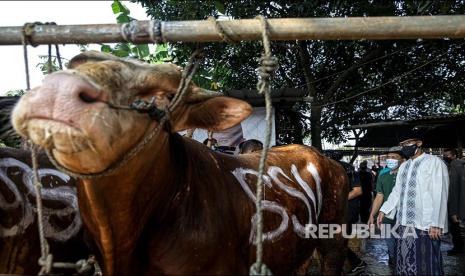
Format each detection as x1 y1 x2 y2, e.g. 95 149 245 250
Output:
12 51 252 174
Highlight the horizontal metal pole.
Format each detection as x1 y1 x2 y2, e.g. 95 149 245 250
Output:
1 15 465 45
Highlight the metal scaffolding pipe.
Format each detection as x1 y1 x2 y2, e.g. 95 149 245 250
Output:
0 15 465 45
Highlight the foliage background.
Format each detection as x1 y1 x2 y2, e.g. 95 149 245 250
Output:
3 1 465 150
136 0 465 148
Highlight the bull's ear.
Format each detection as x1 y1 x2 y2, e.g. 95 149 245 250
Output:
172 96 252 132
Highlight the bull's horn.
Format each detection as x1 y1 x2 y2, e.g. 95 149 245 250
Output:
186 87 223 102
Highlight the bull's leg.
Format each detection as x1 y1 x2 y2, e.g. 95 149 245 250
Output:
316 234 346 275
296 249 319 275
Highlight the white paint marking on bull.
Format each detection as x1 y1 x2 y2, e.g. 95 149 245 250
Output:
0 168 34 237
307 163 322 216
0 158 81 242
291 164 318 215
231 163 322 242
230 168 288 244
268 166 312 238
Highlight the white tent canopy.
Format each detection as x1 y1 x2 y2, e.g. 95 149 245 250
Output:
188 107 276 148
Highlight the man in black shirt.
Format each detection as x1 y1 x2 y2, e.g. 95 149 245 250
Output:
329 153 366 275
444 148 465 255
359 161 374 224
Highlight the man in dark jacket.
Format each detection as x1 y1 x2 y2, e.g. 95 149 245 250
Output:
329 152 366 275
443 148 465 255
359 161 373 224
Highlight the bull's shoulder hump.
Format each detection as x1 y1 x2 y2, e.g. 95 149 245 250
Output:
267 144 328 166
269 144 322 156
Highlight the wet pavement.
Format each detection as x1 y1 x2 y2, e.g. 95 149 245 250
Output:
308 235 465 275
362 236 465 276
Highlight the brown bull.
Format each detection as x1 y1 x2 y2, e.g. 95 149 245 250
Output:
12 51 349 275
0 147 91 274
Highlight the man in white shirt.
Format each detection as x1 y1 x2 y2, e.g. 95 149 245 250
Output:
377 136 449 275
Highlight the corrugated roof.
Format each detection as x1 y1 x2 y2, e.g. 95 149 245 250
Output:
348 113 465 130
352 113 465 148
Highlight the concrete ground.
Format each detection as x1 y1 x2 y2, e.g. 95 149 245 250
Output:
362 236 465 276
308 235 465 275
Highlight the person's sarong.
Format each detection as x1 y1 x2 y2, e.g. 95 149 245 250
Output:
396 225 444 275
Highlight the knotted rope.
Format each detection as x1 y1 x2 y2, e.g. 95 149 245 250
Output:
208 16 237 43
21 23 35 90
30 143 51 275
249 15 277 276
22 22 101 275
120 20 139 43
149 20 164 43
208 15 277 276
120 19 164 43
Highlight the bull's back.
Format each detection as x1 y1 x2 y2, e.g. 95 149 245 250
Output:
216 143 348 221
215 144 348 272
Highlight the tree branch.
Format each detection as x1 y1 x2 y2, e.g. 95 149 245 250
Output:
297 41 318 99
322 47 385 103
321 100 402 128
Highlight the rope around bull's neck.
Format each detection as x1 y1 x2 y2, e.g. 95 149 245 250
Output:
22 22 201 274
45 49 203 180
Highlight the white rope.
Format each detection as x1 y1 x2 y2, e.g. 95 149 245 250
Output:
249 15 276 276
22 24 100 275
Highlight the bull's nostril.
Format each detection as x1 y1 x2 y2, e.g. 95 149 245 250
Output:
79 92 99 103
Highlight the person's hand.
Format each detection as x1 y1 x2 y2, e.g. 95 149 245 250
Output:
367 215 375 226
452 215 460 223
429 226 442 240
377 212 385 229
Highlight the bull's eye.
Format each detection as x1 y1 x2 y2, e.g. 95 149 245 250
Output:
167 94 174 101
79 91 99 103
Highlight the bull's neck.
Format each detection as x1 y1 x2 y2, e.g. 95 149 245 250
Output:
76 131 183 275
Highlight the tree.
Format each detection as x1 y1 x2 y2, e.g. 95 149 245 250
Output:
100 0 222 90
135 0 465 148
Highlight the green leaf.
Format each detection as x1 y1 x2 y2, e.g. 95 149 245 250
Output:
101 44 112 53
136 44 150 58
155 43 168 52
116 13 131 23
5 89 25 96
113 49 130 57
214 1 226 14
112 0 130 15
115 43 131 52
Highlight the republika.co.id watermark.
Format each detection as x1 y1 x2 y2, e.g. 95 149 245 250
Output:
304 224 419 239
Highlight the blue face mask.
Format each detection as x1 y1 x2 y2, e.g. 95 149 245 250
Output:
386 159 399 169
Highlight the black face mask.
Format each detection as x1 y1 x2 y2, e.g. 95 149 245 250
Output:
401 144 418 159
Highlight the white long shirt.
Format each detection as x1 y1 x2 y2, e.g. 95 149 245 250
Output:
380 153 449 232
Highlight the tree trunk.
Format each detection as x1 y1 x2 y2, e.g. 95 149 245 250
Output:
349 148 359 164
289 109 303 144
310 105 322 150
350 130 361 164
